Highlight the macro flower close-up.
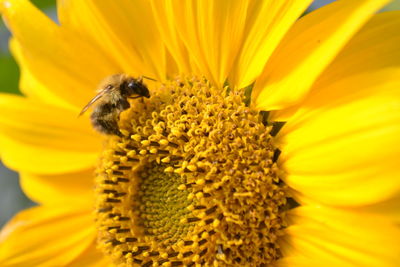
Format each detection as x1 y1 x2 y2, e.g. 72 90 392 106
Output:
0 0 399 266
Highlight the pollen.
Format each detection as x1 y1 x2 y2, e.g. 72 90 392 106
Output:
95 76 289 266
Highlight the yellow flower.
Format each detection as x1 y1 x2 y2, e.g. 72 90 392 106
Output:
0 0 399 266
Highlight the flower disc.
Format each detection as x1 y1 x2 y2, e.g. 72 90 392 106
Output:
95 77 288 266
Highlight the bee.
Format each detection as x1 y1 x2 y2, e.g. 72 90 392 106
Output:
79 74 151 137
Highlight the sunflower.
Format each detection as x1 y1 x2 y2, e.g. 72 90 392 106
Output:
0 0 399 266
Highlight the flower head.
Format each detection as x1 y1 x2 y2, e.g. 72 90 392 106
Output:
0 0 399 266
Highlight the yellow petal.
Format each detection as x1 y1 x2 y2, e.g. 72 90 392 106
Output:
149 0 193 76
57 0 166 81
253 0 390 111
0 94 101 174
67 241 111 267
1 0 120 108
20 169 95 206
270 11 400 122
275 256 342 267
9 39 73 109
229 0 312 88
315 11 400 90
277 69 400 206
351 194 400 224
152 0 249 87
0 206 96 266
278 205 400 266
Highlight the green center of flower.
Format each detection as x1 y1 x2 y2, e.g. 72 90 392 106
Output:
137 164 195 245
95 76 289 266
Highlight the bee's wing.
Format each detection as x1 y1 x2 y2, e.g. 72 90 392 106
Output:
79 88 109 116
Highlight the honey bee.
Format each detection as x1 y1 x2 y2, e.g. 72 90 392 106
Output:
79 74 151 137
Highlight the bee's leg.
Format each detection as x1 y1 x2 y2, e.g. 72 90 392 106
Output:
117 98 130 111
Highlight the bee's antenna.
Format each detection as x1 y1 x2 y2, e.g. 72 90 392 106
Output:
142 75 157 82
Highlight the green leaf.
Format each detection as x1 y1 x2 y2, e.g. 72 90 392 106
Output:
381 1 400 11
31 0 56 10
0 56 21 94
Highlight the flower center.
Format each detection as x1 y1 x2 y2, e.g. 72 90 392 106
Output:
95 76 289 266
137 163 195 245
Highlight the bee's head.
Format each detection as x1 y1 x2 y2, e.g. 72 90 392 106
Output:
125 78 150 98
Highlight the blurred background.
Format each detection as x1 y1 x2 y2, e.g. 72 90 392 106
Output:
0 0 399 227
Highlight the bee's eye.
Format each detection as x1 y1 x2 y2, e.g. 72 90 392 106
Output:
127 82 136 90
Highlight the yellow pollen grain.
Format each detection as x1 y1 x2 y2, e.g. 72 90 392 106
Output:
195 179 205 185
94 76 289 266
187 164 197 172
178 184 186 190
141 140 150 146
164 166 174 173
159 139 169 146
131 134 141 141
161 157 170 163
